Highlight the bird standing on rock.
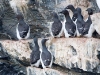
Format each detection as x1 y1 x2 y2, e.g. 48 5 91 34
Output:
83 8 95 37
59 9 76 37
30 38 41 67
0 17 3 33
75 7 85 37
50 12 63 38
16 13 30 40
40 39 53 68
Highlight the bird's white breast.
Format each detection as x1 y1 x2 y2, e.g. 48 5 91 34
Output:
96 0 100 9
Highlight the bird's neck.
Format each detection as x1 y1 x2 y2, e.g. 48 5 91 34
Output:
18 19 25 24
53 15 60 22
64 14 72 21
70 7 75 13
42 43 48 52
34 42 39 51
86 15 92 23
77 13 83 20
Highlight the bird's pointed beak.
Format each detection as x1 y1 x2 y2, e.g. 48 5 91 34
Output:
65 7 68 9
58 11 63 14
44 38 49 41
58 10 64 14
86 9 88 11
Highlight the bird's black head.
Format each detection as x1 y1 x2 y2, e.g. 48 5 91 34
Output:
51 12 59 20
59 9 69 15
86 8 93 15
65 5 75 10
72 7 82 21
16 13 24 21
41 38 49 44
76 7 82 14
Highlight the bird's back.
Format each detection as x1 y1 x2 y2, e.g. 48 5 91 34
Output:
30 49 40 64
18 21 29 38
52 20 62 36
41 50 52 66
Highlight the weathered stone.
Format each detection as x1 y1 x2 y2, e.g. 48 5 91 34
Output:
1 38 100 73
1 40 32 65
91 13 100 36
27 67 66 75
48 38 100 73
0 43 26 75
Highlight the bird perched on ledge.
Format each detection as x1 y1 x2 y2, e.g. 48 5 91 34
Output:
16 13 30 40
40 39 53 68
75 7 85 37
83 8 95 37
59 9 76 37
0 18 3 33
30 38 41 67
50 12 63 38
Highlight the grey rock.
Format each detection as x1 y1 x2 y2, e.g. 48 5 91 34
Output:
27 66 66 75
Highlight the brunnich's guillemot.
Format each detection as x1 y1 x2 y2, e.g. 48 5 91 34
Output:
0 18 3 33
30 38 41 67
50 12 64 38
83 8 95 37
40 39 53 68
65 5 83 23
65 5 76 14
16 13 30 40
75 7 85 37
59 9 76 37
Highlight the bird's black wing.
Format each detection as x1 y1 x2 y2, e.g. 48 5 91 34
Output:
30 50 40 64
51 21 62 36
83 16 92 35
76 20 84 34
18 22 29 38
65 22 76 36
41 52 52 66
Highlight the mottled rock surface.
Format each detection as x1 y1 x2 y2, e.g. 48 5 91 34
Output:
0 0 99 40
1 38 100 74
0 0 100 75
48 38 100 73
27 67 66 75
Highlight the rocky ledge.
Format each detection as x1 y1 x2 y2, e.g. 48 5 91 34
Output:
0 38 100 74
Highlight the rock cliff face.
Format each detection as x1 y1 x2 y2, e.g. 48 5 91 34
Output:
1 38 100 74
0 0 99 40
0 0 100 75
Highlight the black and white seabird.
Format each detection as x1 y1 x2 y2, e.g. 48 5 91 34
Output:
75 8 85 37
59 10 76 37
65 4 76 20
30 38 41 67
0 18 3 32
83 8 95 37
65 5 83 22
40 39 53 68
65 5 76 14
16 14 30 40
50 12 63 37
